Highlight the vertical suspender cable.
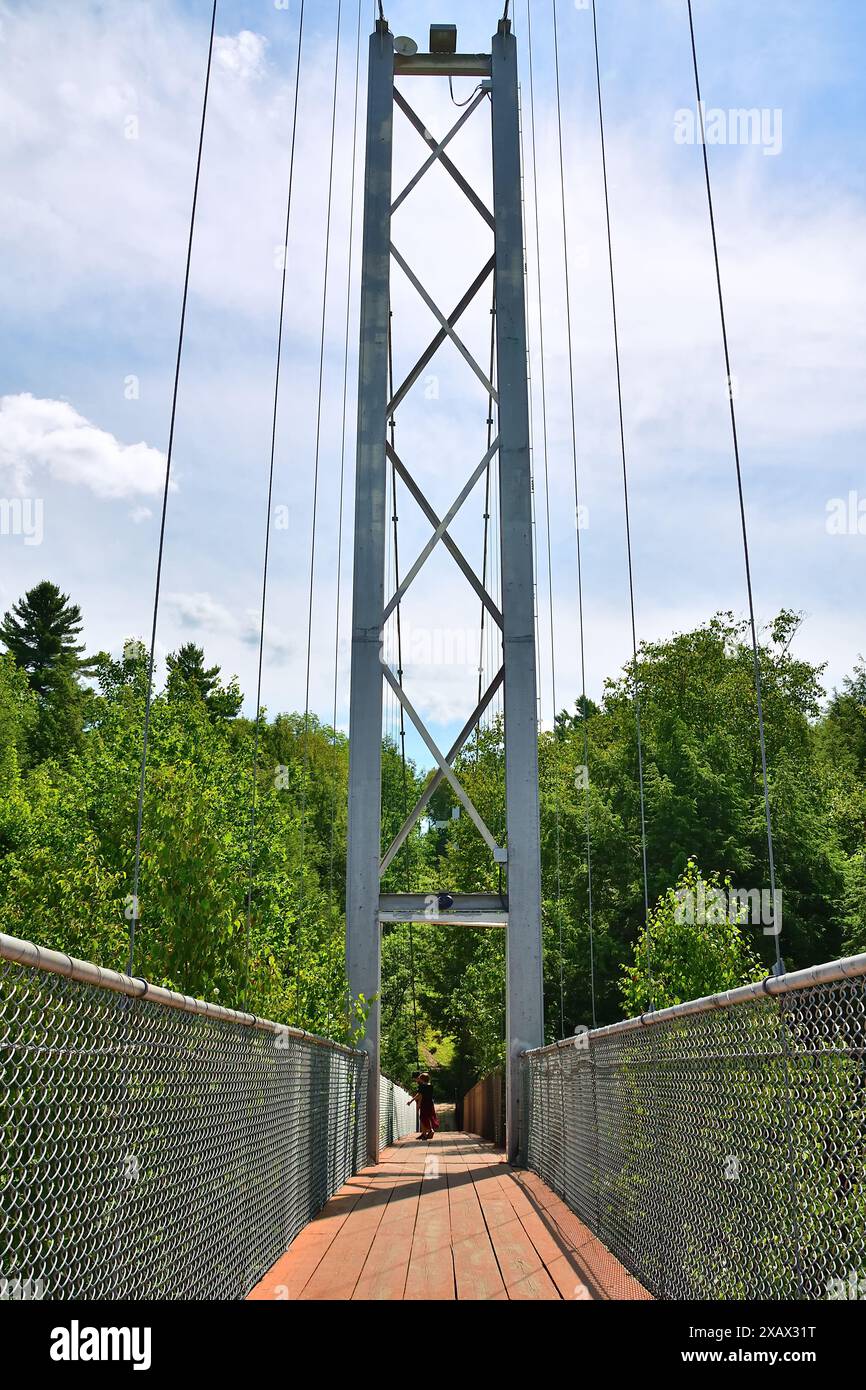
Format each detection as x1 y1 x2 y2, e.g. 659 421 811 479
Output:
328 0 363 914
386 312 419 1063
591 0 653 1007
685 10 799 1287
128 0 218 978
476 286 497 731
298 0 345 1016
552 0 597 1028
526 0 565 1037
685 0 780 969
387 319 410 886
243 0 307 1006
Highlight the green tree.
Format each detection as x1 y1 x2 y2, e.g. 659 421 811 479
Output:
620 859 765 1015
0 651 36 786
165 642 242 720
0 581 97 694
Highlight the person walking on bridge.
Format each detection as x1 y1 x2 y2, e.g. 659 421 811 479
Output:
414 1072 439 1141
410 1070 421 1134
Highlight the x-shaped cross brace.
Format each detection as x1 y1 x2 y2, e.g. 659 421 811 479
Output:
380 86 506 873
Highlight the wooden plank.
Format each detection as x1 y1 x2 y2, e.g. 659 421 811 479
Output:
300 1180 394 1300
352 1176 422 1300
247 1175 374 1300
448 1160 505 1301
403 1171 454 1300
246 1132 649 1303
505 1265 562 1300
484 1214 555 1297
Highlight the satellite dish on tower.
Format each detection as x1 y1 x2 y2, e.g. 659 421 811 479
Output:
394 35 418 56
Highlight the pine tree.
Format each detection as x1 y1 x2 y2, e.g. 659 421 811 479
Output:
0 581 96 695
166 642 242 720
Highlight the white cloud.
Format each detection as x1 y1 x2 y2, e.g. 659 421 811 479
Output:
167 591 294 665
169 590 235 632
0 393 167 499
2 0 864 755
213 31 268 81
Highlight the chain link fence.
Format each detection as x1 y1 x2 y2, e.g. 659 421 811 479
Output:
523 953 866 1301
0 930 371 1300
379 1074 417 1147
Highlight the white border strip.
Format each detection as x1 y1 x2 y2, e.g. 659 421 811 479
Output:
0 930 361 1058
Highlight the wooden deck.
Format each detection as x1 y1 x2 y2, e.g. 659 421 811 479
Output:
248 1132 650 1301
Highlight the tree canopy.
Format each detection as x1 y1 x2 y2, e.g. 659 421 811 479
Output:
0 584 863 1097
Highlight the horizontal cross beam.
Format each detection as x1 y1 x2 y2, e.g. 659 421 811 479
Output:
394 54 492 79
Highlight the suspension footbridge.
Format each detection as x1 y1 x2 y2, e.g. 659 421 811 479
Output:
1 1 864 1309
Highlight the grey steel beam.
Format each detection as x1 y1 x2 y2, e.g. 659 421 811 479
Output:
380 893 508 917
380 891 508 927
387 256 494 416
394 89 495 229
387 443 503 627
345 21 394 1163
381 662 506 862
391 89 488 216
491 18 544 1163
395 53 491 78
383 435 500 623
390 244 499 400
379 667 504 876
381 911 507 928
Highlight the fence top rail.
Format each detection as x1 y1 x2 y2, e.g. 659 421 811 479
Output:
0 930 364 1060
524 950 866 1057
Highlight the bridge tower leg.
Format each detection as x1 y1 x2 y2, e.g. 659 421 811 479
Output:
346 19 394 1165
346 16 542 1166
490 20 545 1162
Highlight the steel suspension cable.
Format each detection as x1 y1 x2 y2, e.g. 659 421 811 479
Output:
128 0 218 978
386 311 419 1060
591 0 653 1007
685 0 780 970
387 317 410 880
684 9 800 1284
552 0 597 1028
243 0 307 1007
328 0 363 907
476 286 497 730
526 0 565 1037
298 0 344 1016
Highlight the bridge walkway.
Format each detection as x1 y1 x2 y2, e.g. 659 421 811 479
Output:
248 1132 649 1301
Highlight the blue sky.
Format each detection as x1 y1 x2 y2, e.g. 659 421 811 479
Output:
1 0 864 770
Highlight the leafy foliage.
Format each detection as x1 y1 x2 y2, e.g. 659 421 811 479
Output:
0 590 863 1095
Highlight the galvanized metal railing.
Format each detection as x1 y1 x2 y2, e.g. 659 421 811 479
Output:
523 953 866 1301
0 930 373 1300
379 1074 418 1147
